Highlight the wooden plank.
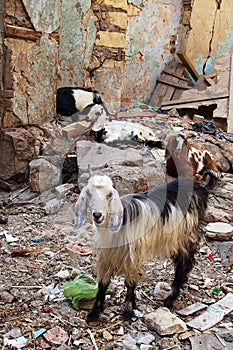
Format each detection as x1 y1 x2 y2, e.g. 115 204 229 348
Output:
163 69 188 81
161 92 229 109
156 77 192 90
177 51 199 81
228 54 233 133
5 24 59 42
161 62 184 103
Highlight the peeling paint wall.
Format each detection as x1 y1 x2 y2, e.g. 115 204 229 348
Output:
185 0 233 74
123 0 182 104
1 0 233 127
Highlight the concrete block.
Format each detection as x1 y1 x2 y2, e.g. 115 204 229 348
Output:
144 307 187 335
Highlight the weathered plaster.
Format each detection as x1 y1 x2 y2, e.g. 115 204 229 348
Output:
22 0 60 33
123 0 182 103
4 35 57 126
186 0 233 75
58 0 93 87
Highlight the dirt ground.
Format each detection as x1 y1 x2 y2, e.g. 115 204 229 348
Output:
0 114 233 350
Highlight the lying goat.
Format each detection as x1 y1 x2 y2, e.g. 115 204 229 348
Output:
56 87 105 118
165 133 220 189
74 173 208 322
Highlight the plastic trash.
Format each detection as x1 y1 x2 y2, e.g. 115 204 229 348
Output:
63 274 98 309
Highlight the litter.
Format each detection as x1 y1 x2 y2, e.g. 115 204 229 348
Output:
63 274 98 310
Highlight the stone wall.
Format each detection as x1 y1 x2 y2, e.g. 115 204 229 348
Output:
1 0 183 126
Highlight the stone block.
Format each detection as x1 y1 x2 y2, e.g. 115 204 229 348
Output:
97 0 127 11
187 293 233 331
106 12 128 29
144 307 187 335
55 183 75 198
219 242 233 267
29 158 61 192
95 31 126 48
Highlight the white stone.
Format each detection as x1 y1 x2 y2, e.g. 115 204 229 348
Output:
187 293 233 331
55 183 75 198
205 222 233 234
144 307 187 335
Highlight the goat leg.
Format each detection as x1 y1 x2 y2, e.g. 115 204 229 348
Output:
122 282 136 321
164 249 196 308
86 280 109 323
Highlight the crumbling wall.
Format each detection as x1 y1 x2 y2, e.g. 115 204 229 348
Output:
2 0 59 128
1 0 183 126
184 0 233 74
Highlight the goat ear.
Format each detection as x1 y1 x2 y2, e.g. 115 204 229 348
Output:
108 189 123 232
73 186 88 229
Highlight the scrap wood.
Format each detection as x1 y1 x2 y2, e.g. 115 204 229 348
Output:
10 247 47 256
161 91 229 109
156 76 192 90
87 329 99 350
177 51 200 81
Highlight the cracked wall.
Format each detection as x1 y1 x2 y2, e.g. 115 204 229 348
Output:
1 0 233 127
185 0 233 74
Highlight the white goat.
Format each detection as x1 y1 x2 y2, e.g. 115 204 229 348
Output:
74 174 208 322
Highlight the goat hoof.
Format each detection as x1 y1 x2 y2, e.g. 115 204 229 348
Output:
122 309 134 321
163 296 174 308
86 310 100 323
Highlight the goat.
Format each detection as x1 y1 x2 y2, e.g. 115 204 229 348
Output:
56 87 105 118
74 173 208 322
165 133 220 189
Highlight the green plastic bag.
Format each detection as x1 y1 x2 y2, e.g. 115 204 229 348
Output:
63 274 98 310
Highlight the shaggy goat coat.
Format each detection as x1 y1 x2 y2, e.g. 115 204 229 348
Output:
74 175 208 321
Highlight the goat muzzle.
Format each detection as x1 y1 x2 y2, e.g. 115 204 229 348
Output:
93 212 104 224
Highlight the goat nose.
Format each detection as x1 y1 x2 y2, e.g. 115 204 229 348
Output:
93 212 102 220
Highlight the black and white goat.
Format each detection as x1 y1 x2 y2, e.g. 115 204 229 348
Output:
74 173 208 322
56 87 104 118
56 87 108 140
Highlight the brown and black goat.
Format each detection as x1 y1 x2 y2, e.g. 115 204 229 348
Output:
165 133 220 189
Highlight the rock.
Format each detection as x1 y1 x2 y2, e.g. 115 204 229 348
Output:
140 345 154 350
1 291 15 303
0 128 42 186
187 293 233 331
102 330 113 341
30 158 61 192
189 333 227 350
205 222 233 234
55 183 75 198
44 198 63 215
137 332 155 345
153 282 171 300
55 269 70 279
158 337 181 350
76 140 166 194
122 333 137 350
205 222 233 241
143 307 187 335
219 242 233 267
177 302 207 316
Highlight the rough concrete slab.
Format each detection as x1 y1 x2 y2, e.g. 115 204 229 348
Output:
189 333 229 350
177 302 207 316
187 293 233 331
144 307 187 336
